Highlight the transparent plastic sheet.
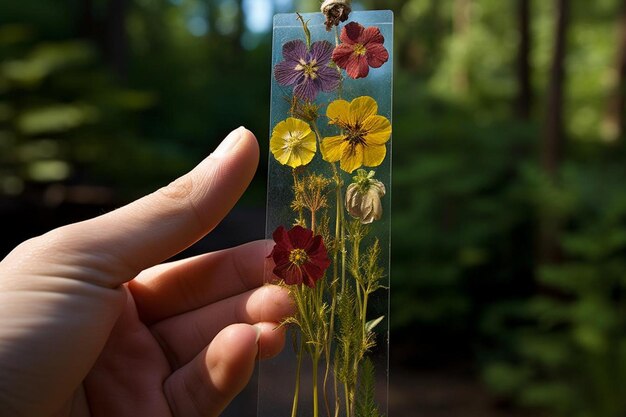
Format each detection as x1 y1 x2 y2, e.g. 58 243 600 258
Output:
260 10 393 417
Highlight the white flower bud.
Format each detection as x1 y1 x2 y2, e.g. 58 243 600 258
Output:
345 170 386 224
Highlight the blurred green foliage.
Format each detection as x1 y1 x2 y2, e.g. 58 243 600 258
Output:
0 21 188 196
481 157 626 417
2 0 626 416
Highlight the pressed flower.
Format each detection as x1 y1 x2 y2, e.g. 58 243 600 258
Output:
346 169 385 224
268 225 331 288
275 39 340 101
320 96 391 173
270 117 317 168
332 21 389 79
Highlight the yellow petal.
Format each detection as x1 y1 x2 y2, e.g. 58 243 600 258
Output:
362 144 387 167
340 144 364 173
349 96 378 125
327 99 350 125
362 115 392 145
285 117 310 135
321 135 346 162
272 146 291 165
270 129 290 165
269 133 283 154
297 152 311 167
271 119 289 140
286 152 302 168
292 136 316 167
300 130 317 152
282 117 295 132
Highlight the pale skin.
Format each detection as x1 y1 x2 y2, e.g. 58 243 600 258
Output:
0 127 293 417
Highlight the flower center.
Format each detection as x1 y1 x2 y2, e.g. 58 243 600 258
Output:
285 131 304 150
289 248 309 266
295 58 319 80
345 124 367 146
353 43 367 56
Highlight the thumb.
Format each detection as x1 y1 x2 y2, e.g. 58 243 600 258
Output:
5 127 259 288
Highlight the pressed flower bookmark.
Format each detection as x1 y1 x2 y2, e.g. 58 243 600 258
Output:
260 8 392 417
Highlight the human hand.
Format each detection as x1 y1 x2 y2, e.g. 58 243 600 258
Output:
0 127 293 417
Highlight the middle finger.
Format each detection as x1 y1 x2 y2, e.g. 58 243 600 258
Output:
149 284 293 368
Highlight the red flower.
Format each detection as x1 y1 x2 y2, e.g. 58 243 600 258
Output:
332 22 389 79
268 225 331 288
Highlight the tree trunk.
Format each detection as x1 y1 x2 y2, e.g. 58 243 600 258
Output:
77 0 95 39
540 0 570 263
516 0 532 120
601 0 626 142
542 0 569 177
105 0 129 81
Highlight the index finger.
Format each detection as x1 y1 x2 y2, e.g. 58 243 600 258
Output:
39 127 259 288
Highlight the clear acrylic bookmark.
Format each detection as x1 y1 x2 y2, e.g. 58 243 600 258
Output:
260 10 393 417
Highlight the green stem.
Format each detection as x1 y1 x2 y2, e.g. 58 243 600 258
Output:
311 121 324 147
322 283 333 417
291 339 304 417
295 286 315 348
293 169 304 225
350 362 358 417
335 174 344 271
324 168 343 417
333 371 340 417
340 204 346 296
311 66 348 417
353 236 363 326
296 13 311 49
343 381 351 417
362 291 369 342
313 353 320 417
323 286 336 417
334 26 343 99
312 119 343 417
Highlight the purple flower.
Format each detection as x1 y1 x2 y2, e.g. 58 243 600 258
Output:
274 40 340 101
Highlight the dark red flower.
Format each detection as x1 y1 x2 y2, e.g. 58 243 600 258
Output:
332 22 389 79
268 225 331 288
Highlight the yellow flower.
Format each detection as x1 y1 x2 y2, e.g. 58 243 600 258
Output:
320 96 391 173
270 117 317 168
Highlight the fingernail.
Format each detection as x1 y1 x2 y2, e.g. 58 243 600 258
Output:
253 324 262 343
212 126 245 157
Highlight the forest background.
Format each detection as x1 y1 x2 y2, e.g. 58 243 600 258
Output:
1 0 625 416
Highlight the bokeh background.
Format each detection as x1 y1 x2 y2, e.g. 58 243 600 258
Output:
1 0 626 416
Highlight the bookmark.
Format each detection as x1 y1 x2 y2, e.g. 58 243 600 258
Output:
260 8 393 417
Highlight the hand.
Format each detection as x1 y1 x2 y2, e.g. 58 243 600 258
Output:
0 127 293 417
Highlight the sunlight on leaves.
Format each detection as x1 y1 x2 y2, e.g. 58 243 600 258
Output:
1 42 95 86
17 104 98 135
27 160 70 182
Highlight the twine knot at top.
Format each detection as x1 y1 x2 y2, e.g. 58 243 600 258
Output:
321 0 352 31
